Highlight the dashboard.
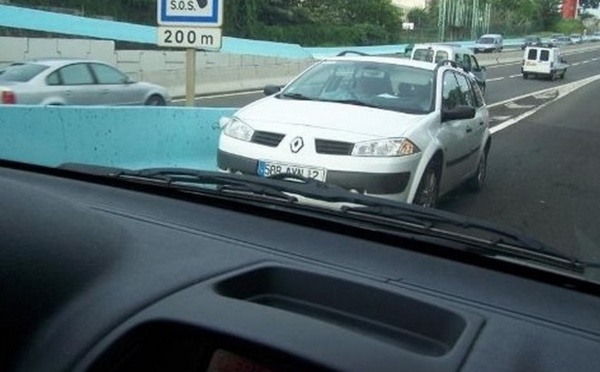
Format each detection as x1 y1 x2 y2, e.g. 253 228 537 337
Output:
1 162 600 372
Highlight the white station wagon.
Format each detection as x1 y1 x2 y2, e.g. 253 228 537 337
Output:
217 56 491 207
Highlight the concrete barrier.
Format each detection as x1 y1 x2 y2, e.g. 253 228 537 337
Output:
0 105 235 170
0 36 316 97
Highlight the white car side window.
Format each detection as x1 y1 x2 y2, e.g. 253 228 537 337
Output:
442 72 464 110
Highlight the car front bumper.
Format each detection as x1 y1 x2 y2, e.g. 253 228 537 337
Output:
217 150 413 199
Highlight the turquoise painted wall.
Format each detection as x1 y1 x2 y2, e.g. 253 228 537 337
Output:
0 106 236 170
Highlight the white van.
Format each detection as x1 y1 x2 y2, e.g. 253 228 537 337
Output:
521 45 568 80
410 43 487 93
474 34 503 53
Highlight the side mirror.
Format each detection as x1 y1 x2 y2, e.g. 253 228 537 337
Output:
561 58 568 64
442 105 476 122
263 85 281 96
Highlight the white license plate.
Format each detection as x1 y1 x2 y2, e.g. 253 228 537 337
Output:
257 161 326 181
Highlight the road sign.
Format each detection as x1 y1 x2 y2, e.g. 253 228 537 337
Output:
158 0 223 27
158 26 222 50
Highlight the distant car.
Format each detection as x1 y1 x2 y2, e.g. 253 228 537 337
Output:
521 36 542 50
553 36 573 46
0 59 170 106
570 34 583 44
218 56 491 207
410 43 487 93
473 34 503 53
522 46 568 80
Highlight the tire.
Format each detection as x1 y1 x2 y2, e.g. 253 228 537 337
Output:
145 95 166 106
523 73 529 79
413 160 441 208
560 70 566 79
467 149 488 192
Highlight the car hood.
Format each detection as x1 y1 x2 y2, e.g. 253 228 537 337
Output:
235 97 430 138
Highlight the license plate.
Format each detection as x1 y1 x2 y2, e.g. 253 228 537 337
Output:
525 61 536 66
257 161 326 181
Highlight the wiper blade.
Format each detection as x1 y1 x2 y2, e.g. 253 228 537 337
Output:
113 168 301 203
110 168 382 207
342 204 585 273
280 92 315 101
57 163 592 274
323 98 380 108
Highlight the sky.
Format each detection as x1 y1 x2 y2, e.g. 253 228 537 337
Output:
392 0 428 9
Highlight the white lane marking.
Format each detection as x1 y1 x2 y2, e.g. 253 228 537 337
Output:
509 74 521 78
505 102 535 109
592 58 599 61
572 62 581 66
582 60 590 64
533 91 558 99
487 77 505 82
491 74 600 134
172 89 263 103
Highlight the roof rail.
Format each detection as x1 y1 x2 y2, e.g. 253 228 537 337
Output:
336 50 370 57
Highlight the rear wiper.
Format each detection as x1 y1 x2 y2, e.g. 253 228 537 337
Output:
341 204 587 273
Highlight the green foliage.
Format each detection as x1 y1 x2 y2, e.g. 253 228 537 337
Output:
554 19 585 34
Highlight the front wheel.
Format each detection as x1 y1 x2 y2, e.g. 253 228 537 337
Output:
560 69 566 79
413 161 441 208
466 150 488 192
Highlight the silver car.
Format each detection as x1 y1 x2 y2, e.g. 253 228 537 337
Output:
0 59 170 106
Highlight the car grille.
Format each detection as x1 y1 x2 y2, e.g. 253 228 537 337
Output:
251 131 285 147
315 139 354 155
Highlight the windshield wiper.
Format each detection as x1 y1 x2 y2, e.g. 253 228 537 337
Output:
323 98 381 109
280 92 315 101
341 204 587 273
58 164 594 274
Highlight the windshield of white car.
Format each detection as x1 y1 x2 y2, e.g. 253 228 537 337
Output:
477 38 494 44
279 61 435 114
0 63 47 82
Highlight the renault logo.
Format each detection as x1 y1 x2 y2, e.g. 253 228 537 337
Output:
290 137 304 153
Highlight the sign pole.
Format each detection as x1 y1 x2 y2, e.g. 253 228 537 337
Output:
185 48 196 107
158 0 222 106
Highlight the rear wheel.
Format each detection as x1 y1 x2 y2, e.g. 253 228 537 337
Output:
145 95 166 106
560 69 566 79
414 160 441 208
522 73 529 79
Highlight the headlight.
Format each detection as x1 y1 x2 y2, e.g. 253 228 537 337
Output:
223 118 254 142
352 138 421 157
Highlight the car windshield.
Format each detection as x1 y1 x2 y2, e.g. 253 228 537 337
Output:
2 1 600 355
279 60 435 114
4 1 600 370
0 63 47 82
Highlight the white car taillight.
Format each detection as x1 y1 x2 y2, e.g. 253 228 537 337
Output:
1 90 16 104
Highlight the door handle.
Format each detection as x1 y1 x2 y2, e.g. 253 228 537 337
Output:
479 121 484 126
466 127 473 133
